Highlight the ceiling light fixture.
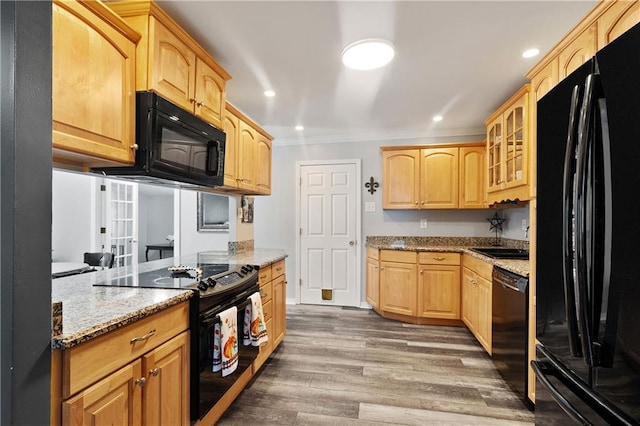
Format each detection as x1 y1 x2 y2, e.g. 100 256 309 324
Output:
433 115 443 122
295 125 304 131
342 39 395 71
522 48 540 59
264 90 276 97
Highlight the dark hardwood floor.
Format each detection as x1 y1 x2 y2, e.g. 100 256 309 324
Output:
218 305 534 425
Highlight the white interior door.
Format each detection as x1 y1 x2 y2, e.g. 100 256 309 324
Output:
105 179 138 267
298 161 360 307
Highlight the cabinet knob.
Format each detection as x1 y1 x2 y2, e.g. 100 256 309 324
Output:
415 201 419 205
380 267 385 270
149 368 159 377
196 101 204 107
130 144 139 150
190 98 196 104
135 377 147 387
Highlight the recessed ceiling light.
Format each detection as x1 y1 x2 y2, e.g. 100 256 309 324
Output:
522 48 540 59
264 90 276 97
295 125 304 131
342 39 395 71
433 115 443 122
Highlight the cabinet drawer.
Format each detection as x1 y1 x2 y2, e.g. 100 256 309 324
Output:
380 250 417 263
418 252 460 265
462 254 493 281
258 265 272 285
272 259 285 278
262 299 273 321
260 281 273 303
366 247 379 260
62 301 189 398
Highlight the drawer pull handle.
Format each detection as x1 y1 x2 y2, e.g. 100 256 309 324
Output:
433 256 445 261
130 329 156 344
149 368 159 377
135 377 147 387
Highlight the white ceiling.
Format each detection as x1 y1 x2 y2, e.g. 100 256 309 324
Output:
157 1 597 145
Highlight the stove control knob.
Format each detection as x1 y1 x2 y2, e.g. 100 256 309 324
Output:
206 277 217 287
241 265 252 273
197 281 208 291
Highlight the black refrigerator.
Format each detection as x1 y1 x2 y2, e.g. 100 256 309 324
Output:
534 21 640 425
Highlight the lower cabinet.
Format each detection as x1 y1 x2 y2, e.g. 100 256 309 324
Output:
365 248 380 309
462 254 492 354
379 250 418 316
53 301 191 426
417 252 461 320
254 259 286 372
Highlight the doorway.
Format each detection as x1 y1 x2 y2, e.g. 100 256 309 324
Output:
297 160 361 307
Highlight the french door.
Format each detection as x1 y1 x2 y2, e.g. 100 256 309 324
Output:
105 180 138 267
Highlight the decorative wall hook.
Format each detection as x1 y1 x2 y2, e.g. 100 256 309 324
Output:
365 177 379 194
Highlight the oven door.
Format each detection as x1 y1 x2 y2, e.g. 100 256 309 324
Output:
194 288 259 420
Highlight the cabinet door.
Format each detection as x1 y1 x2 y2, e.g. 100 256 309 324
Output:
272 274 286 347
417 265 460 319
62 360 142 426
255 134 272 195
379 261 417 316
382 150 420 209
52 1 136 167
461 267 476 332
194 57 225 129
237 121 257 192
475 275 492 354
366 256 380 309
142 332 190 426
222 109 239 188
558 25 596 80
503 93 528 189
597 1 640 50
486 116 503 193
420 147 458 209
149 19 196 112
459 146 485 209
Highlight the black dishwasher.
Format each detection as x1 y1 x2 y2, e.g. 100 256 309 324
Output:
492 266 531 407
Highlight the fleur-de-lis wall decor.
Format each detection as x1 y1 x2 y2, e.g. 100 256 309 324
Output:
365 177 379 194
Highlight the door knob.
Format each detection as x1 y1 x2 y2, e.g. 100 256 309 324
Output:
349 241 355 246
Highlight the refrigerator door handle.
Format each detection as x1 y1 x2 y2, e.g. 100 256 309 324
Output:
562 84 583 357
531 360 591 424
575 73 596 367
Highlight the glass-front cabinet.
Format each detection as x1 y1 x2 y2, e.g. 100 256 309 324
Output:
485 84 530 204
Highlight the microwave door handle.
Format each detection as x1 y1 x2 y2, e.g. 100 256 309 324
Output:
206 140 225 176
562 84 583 357
575 73 596 367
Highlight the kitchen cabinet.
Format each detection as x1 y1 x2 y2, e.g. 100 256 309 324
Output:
52 301 190 426
596 1 640 49
108 0 231 130
379 250 418 316
52 0 140 169
365 248 380 309
221 102 274 195
558 26 596 80
254 259 286 372
485 85 530 205
381 142 485 209
417 252 461 320
462 254 492 354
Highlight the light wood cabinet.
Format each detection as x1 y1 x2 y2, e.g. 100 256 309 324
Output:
596 1 640 49
221 102 273 195
485 85 530 205
558 26 596 80
365 248 380 309
379 250 418 316
462 254 492 354
52 0 140 169
53 302 190 426
254 259 286 372
109 0 231 130
381 142 485 210
417 252 461 320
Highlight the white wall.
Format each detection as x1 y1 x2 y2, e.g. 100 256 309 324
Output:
52 170 95 262
138 190 174 262
177 189 229 256
254 135 530 302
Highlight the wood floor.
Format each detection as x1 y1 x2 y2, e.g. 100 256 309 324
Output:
218 305 534 425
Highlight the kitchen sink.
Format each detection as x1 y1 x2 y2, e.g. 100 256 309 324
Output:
469 247 529 260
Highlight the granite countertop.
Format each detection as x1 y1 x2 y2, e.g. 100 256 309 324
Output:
366 236 529 277
51 248 288 349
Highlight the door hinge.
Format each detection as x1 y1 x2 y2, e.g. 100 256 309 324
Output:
300 177 302 186
300 228 302 235
299 278 302 287
100 184 106 192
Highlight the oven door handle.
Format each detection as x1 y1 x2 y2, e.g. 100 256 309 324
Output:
200 297 255 325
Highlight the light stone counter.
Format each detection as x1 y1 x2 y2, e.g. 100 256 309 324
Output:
52 248 287 349
366 236 529 277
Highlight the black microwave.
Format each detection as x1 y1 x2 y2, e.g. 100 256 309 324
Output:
93 91 225 188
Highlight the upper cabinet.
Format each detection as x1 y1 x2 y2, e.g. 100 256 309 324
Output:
52 0 141 169
485 85 530 205
222 102 273 195
108 0 231 131
382 143 484 210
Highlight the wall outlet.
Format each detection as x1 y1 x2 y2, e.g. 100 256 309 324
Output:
522 219 527 231
420 219 428 229
365 202 376 212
